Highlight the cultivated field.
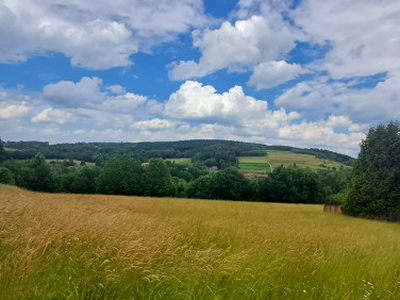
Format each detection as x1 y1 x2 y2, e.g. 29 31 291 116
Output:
1 185 399 299
267 151 348 170
238 155 271 173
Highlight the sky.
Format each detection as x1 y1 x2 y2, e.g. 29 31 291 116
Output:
0 0 399 157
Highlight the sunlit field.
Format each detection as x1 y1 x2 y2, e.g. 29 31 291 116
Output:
1 185 399 299
267 151 348 170
238 155 271 173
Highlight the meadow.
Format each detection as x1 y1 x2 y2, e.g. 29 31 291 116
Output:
266 151 348 170
237 155 272 173
165 158 192 165
1 184 400 299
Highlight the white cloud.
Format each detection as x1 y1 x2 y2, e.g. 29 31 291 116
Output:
291 0 400 79
164 80 272 124
106 85 126 95
42 127 61 136
43 77 105 107
278 118 366 156
0 0 210 69
275 74 400 124
248 61 305 89
0 102 29 119
31 108 73 124
131 119 176 131
170 15 298 80
0 77 368 156
73 129 85 135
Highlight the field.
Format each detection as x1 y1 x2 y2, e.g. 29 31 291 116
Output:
165 158 192 165
238 152 348 174
267 151 348 171
1 185 400 299
46 159 96 167
238 155 271 173
4 148 20 152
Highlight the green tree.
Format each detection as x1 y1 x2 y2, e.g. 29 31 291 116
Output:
26 153 54 192
143 158 174 197
0 138 5 161
73 166 100 194
187 167 254 201
97 155 143 195
259 166 325 203
0 167 15 185
343 121 400 217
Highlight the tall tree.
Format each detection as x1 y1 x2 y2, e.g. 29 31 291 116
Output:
97 155 143 195
143 158 174 197
26 153 54 192
0 137 5 161
343 121 400 217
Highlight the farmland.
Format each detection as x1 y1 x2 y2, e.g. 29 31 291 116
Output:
1 185 399 299
267 151 349 170
237 155 271 173
238 151 349 174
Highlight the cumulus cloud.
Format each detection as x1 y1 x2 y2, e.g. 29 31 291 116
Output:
275 74 400 124
278 117 366 156
291 0 400 79
0 0 210 69
164 80 271 124
131 119 176 131
31 108 73 124
43 77 105 107
0 102 29 119
170 15 298 81
248 61 305 89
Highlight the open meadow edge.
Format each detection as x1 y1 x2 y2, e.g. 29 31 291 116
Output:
1 184 399 299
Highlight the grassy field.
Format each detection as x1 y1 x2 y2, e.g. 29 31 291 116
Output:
46 159 96 167
4 148 20 152
1 185 400 299
165 158 192 165
267 151 348 170
238 155 271 173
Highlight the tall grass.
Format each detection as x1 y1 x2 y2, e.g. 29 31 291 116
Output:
1 184 399 299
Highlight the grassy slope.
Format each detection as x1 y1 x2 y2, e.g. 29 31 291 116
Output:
237 155 271 173
1 185 400 299
238 152 349 174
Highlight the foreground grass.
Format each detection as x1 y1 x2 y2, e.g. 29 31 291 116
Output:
1 185 399 299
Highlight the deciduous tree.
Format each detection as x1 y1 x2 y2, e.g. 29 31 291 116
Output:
343 121 400 217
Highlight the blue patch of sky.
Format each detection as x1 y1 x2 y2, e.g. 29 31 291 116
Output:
0 53 72 91
249 72 317 110
203 0 239 18
0 31 202 102
343 72 387 90
286 41 332 65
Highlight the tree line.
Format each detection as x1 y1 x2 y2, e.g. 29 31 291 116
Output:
0 151 350 204
4 139 354 167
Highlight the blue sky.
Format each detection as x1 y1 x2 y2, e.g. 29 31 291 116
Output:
1 0 400 156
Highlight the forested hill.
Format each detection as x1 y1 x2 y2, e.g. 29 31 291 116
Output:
4 139 354 166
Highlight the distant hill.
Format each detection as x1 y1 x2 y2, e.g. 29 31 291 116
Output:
3 139 354 166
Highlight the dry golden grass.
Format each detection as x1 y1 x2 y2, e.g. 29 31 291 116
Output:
1 184 400 299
